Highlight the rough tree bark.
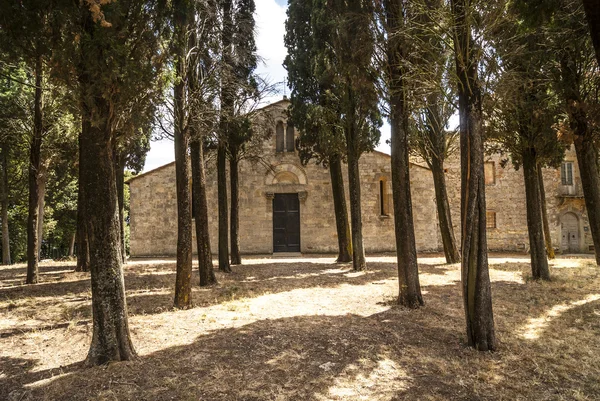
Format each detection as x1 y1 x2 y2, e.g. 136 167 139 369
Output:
561 55 600 265
36 162 47 259
346 133 366 271
217 144 231 272
522 148 550 280
1 144 10 265
115 156 126 263
385 0 423 307
582 0 600 67
537 165 555 259
80 100 136 365
26 53 43 284
451 0 496 351
191 140 217 286
173 0 193 308
76 131 90 273
431 155 461 264
218 0 233 273
229 155 241 265
329 154 352 263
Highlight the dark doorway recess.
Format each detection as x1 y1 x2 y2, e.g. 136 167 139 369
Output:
273 193 300 252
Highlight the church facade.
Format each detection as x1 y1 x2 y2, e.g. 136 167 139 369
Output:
128 99 594 257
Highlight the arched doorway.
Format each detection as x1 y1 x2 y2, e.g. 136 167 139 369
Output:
561 212 580 253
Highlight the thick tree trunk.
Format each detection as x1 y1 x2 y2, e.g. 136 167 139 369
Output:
561 55 600 265
329 154 352 263
217 144 231 272
115 157 126 263
522 149 550 280
346 148 366 271
229 156 241 265
390 111 423 307
1 144 10 265
68 231 76 258
26 54 43 284
583 0 600 68
385 0 423 307
76 131 90 273
36 162 47 259
451 0 496 351
80 100 136 365
537 165 555 259
191 140 217 286
173 2 193 308
431 157 460 264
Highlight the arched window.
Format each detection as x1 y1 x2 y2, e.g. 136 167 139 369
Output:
286 124 295 152
276 122 284 152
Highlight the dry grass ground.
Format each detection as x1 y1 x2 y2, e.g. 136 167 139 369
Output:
1 254 599 400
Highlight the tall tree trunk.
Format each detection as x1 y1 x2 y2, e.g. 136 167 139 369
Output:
1 144 10 265
385 0 423 307
329 154 352 263
218 0 233 273
115 156 126 263
173 0 193 308
80 100 136 366
76 130 90 273
451 0 496 351
36 162 48 259
68 231 76 258
582 0 600 67
26 54 43 284
431 156 460 264
191 140 217 286
537 165 555 259
217 143 231 272
346 146 366 271
561 54 600 265
522 148 550 280
229 156 241 265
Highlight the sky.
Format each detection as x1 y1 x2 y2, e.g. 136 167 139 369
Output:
143 0 391 172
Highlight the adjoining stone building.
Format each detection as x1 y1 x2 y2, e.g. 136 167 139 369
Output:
128 99 593 257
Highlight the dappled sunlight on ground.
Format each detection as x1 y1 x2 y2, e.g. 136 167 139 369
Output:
520 293 600 340
1 253 599 400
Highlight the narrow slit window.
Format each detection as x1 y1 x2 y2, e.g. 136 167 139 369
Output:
561 162 573 186
379 180 388 216
276 122 284 152
486 211 497 229
286 124 295 152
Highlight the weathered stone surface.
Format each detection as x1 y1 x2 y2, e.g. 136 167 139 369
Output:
129 100 591 257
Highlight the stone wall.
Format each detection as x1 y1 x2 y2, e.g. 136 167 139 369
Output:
129 100 439 257
130 100 593 257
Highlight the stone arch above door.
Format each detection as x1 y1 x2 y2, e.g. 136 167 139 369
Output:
265 163 308 186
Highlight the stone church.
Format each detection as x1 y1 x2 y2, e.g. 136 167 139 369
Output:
128 99 593 257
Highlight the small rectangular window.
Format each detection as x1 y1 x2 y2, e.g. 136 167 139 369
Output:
379 180 389 216
486 211 497 229
561 162 574 186
484 162 496 185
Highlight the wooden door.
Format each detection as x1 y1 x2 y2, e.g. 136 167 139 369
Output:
273 193 300 252
561 213 579 253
